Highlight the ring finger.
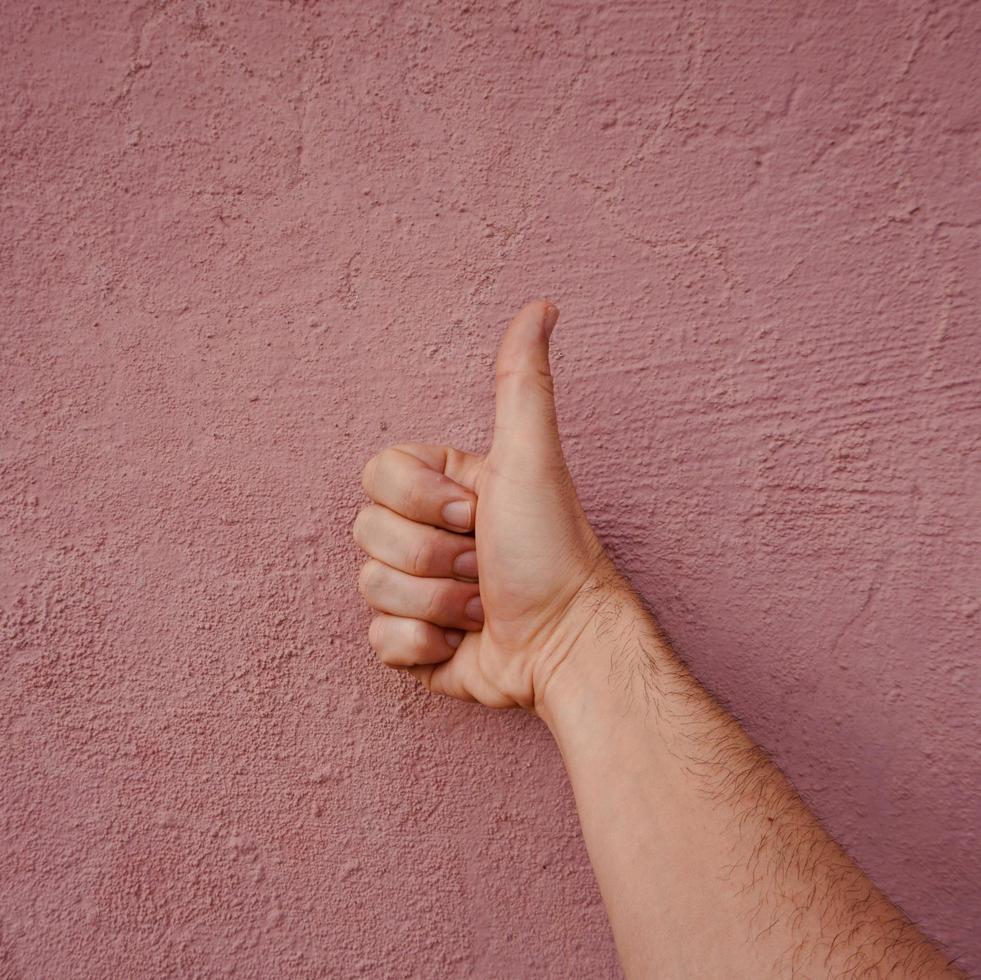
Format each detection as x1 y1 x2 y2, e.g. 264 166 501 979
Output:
358 559 484 631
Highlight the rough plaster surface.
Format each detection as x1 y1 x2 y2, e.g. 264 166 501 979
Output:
1 0 980 977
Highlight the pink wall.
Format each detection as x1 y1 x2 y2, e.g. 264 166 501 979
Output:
2 1 979 976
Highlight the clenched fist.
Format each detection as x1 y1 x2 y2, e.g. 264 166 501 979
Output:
353 300 615 712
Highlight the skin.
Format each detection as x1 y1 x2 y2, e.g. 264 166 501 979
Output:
353 300 964 979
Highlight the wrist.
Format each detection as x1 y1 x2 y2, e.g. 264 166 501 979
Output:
534 568 669 736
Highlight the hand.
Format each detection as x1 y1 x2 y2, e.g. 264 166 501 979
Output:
353 300 616 712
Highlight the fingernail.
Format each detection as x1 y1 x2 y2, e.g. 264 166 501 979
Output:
452 550 479 580
542 302 559 337
464 595 484 623
442 500 472 530
445 630 464 649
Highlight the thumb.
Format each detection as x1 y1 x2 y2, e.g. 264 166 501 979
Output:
492 299 563 465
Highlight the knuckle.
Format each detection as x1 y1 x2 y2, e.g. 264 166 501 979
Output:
410 537 435 576
404 481 427 518
357 560 380 598
360 455 378 494
367 616 385 651
361 448 393 496
407 618 431 652
423 585 450 623
495 366 554 395
351 506 372 547
370 629 400 668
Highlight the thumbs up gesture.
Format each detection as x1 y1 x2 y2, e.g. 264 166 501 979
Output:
354 300 617 712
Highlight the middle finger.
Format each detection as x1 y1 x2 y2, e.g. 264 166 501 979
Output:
353 504 479 580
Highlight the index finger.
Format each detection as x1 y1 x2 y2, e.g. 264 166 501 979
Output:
361 446 477 532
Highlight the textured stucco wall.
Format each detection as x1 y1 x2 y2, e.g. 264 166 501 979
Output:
1 1 979 977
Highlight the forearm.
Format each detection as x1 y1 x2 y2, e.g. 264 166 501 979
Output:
540 575 961 980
